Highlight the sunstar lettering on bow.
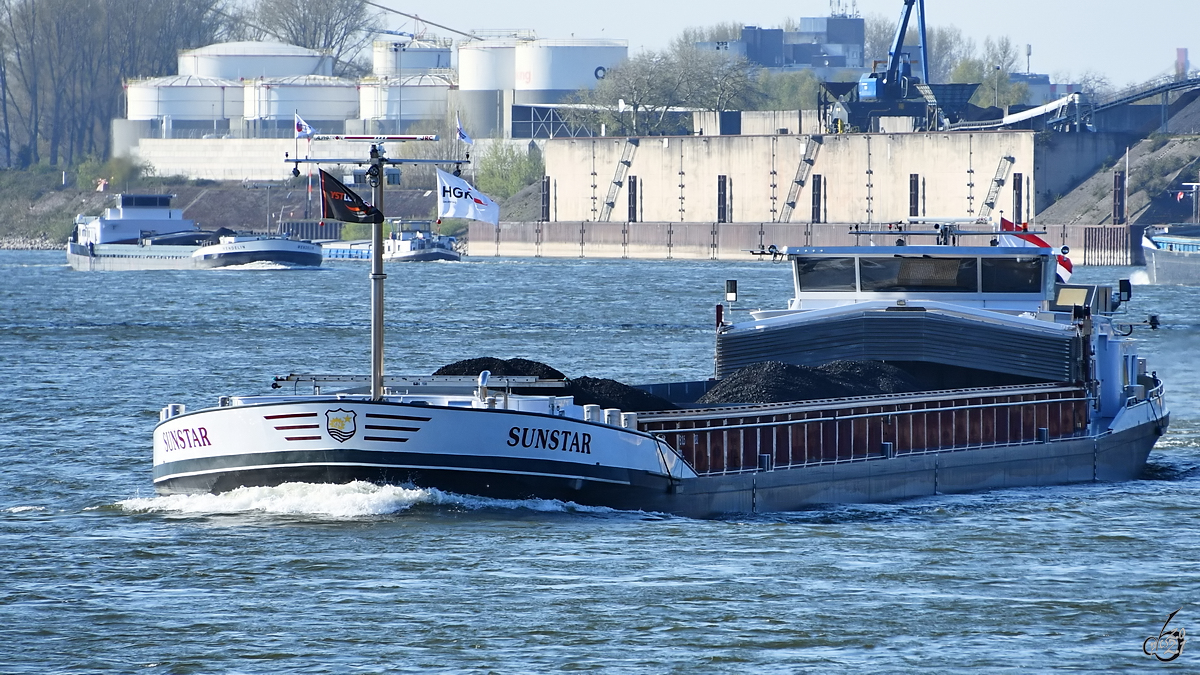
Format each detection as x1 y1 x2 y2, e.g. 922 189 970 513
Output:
507 427 592 454
160 427 212 452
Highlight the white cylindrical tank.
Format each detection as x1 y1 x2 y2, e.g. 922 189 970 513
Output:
372 38 453 76
514 40 627 98
243 75 357 120
358 74 451 122
126 76 243 121
457 39 518 91
178 41 333 80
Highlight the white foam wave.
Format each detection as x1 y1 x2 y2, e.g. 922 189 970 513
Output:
6 505 47 513
120 481 429 518
213 261 313 271
118 481 616 518
1129 269 1151 285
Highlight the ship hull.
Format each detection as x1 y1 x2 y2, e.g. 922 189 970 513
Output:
67 239 322 271
154 392 1167 518
1144 243 1200 285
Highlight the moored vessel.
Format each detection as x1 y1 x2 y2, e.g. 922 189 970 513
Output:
153 213 1170 517
66 193 322 270
323 220 461 262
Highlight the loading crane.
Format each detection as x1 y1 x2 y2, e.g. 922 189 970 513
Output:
857 0 928 102
820 0 982 133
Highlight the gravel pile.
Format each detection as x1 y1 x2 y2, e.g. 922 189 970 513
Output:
698 360 925 405
434 357 676 412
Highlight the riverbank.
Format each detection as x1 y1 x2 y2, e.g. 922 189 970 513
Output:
0 236 58 250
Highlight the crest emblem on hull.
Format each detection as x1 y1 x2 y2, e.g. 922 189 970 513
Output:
325 409 357 443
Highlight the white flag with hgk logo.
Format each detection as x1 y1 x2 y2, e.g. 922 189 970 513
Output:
436 169 499 225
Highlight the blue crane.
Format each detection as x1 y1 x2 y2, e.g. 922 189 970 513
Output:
858 0 929 102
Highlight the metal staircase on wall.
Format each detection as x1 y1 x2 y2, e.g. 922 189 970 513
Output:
976 155 1014 221
598 138 639 222
779 136 822 223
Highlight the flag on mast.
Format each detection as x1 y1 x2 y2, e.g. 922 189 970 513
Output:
455 113 473 145
436 169 498 225
319 170 383 224
999 217 1073 282
295 113 315 139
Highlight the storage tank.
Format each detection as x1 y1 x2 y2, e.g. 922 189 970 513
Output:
178 41 333 80
126 75 243 121
457 39 520 139
458 39 519 91
359 74 451 126
372 38 453 76
513 39 627 104
243 75 357 120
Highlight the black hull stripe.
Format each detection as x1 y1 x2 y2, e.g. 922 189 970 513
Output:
154 449 634 485
156 460 631 486
194 251 323 268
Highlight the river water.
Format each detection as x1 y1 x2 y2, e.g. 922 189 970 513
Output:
2 250 1198 673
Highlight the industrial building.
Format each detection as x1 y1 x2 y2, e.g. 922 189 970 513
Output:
697 19 866 72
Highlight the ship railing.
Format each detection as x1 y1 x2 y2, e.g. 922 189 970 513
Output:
640 386 1090 477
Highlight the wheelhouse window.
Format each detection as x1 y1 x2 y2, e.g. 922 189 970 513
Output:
859 257 978 292
981 257 1044 293
794 256 857 291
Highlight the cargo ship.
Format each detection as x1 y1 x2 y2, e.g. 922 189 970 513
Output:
153 223 1169 517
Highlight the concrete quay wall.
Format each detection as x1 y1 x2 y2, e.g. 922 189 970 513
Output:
467 220 1137 265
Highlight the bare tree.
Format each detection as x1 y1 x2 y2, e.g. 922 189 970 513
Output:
863 13 894 68
0 0 236 167
925 25 973 84
561 46 756 137
676 47 758 112
251 0 380 76
671 22 743 51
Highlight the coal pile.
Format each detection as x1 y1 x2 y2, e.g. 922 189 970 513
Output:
818 360 926 397
433 357 676 412
434 357 566 380
566 376 676 412
698 360 925 405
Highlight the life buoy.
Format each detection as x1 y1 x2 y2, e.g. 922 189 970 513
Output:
594 66 607 80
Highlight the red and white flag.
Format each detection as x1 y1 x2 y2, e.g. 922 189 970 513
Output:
998 217 1073 282
295 113 315 139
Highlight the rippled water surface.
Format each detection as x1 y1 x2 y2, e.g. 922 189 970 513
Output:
2 250 1199 673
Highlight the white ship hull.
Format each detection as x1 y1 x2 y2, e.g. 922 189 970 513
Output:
67 238 323 271
154 380 1167 518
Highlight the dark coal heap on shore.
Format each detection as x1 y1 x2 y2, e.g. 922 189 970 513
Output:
434 357 677 412
698 360 926 405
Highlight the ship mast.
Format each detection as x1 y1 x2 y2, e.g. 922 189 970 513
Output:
288 135 467 400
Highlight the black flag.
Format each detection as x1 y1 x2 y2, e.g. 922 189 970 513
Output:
319 170 384 224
